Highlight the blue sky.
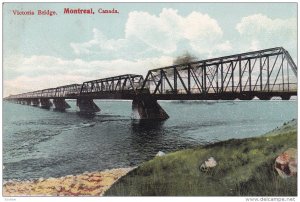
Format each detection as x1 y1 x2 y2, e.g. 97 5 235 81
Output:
3 2 297 96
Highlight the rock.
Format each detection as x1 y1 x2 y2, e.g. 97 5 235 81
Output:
200 157 217 172
156 151 166 157
205 157 217 167
289 160 297 175
275 148 297 178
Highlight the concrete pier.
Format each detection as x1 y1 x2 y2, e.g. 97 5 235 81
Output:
76 98 100 113
132 96 169 120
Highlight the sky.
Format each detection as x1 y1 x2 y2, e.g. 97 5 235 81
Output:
3 2 297 97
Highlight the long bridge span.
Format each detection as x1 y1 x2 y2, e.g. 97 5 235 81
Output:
4 47 297 120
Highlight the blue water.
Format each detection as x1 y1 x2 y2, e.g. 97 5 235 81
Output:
2 100 297 180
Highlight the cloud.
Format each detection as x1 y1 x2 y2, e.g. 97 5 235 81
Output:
235 14 297 58
3 54 174 96
248 40 261 51
4 75 87 97
215 41 233 52
125 9 180 54
70 8 231 58
71 29 127 55
236 14 296 38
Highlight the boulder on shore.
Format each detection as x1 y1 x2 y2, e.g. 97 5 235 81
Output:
156 151 166 157
275 148 297 178
200 157 217 172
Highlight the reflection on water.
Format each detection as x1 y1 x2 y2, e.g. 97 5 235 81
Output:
131 119 165 133
77 113 97 120
129 120 167 155
3 100 297 180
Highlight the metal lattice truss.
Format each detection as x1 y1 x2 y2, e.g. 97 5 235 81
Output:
6 47 297 100
8 74 144 99
141 47 297 95
9 84 82 99
80 74 144 95
54 84 82 97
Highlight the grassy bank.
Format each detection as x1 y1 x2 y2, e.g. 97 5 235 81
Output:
105 120 297 196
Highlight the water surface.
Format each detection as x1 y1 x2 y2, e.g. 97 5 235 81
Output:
3 100 297 180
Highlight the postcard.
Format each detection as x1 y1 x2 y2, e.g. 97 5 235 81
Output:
2 2 297 200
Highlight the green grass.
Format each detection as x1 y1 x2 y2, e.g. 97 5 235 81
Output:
105 120 297 196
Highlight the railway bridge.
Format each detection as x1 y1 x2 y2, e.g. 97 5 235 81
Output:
4 47 297 120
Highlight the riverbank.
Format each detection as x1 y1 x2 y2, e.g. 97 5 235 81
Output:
105 119 297 196
3 167 134 196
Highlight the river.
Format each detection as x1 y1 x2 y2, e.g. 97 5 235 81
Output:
3 100 297 180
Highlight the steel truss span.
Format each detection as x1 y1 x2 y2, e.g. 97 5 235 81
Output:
7 84 82 99
140 47 297 100
79 74 144 99
5 47 297 101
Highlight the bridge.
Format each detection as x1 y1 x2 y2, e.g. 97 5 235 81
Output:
4 47 297 120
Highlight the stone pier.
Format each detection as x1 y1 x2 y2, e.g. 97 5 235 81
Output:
76 98 100 113
40 99 52 109
256 95 272 100
20 99 26 105
31 99 40 107
281 95 292 100
53 99 71 111
25 99 31 105
132 96 169 120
